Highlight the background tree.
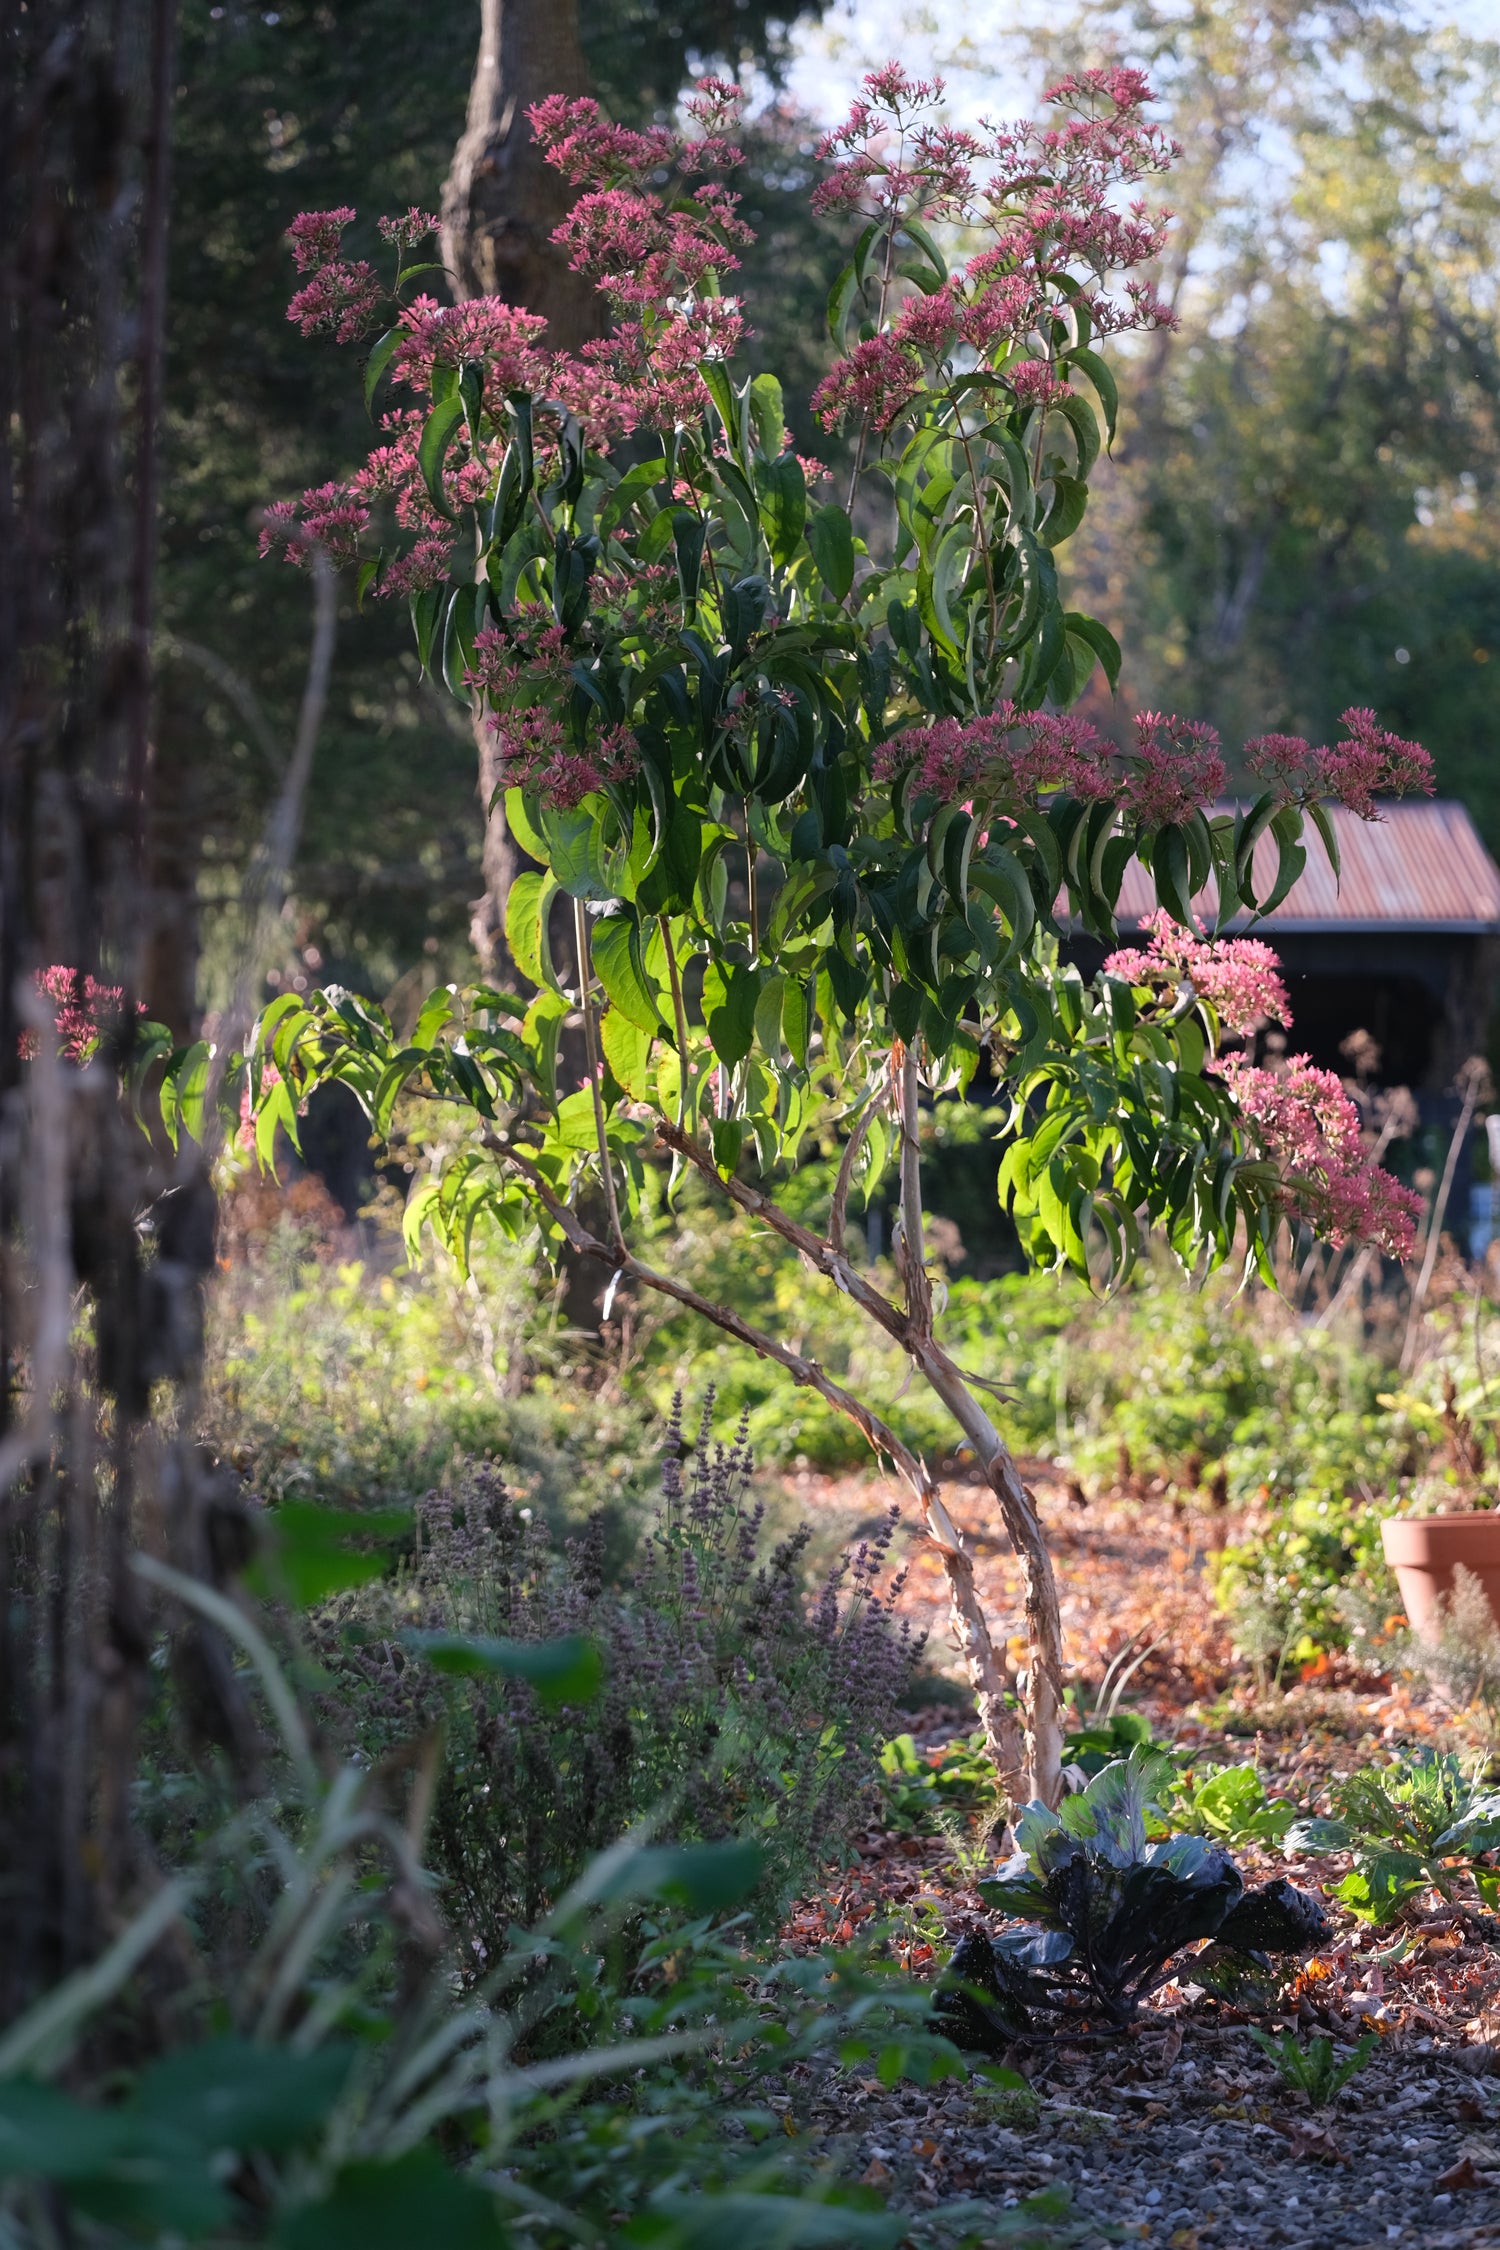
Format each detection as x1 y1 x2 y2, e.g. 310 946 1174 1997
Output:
1025 0 1500 838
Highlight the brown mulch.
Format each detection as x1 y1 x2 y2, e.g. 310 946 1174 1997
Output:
771 1470 1500 2246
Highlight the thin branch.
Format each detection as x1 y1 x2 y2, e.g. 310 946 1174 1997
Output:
1402 1064 1485 1373
490 1138 931 1496
899 1045 933 1343
656 1117 911 1351
573 896 623 1251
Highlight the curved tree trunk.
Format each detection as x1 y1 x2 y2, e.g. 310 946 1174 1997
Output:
443 0 603 973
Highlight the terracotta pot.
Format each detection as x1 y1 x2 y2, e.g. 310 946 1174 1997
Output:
1381 1512 1500 1636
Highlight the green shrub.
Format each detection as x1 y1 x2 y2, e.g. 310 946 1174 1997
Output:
321 1401 922 1935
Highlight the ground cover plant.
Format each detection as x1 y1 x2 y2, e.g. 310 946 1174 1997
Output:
1285 1749 1500 1925
184 56 1442 1825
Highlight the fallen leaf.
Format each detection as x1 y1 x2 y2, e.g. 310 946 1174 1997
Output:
1457 2098 1486 2124
1272 2119 1346 2164
860 2160 892 2186
1437 2155 1480 2191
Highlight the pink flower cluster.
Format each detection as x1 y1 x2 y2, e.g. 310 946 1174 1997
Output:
285 207 382 343
809 64 1177 434
1246 708 1434 821
1217 1053 1422 1258
528 81 754 435
1104 910 1290 1036
20 966 139 1063
876 707 1225 827
260 480 372 568
490 707 641 811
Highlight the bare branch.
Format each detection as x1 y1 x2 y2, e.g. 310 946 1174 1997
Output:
573 897 623 1251
898 1046 933 1344
655 1118 912 1351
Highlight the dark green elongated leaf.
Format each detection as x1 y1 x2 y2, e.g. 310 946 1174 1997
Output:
404 1630 603 1706
748 371 785 458
1061 610 1121 694
133 2041 356 2154
361 325 402 415
273 2150 503 2250
808 504 855 602
673 509 707 618
758 452 806 567
1039 470 1088 549
599 455 667 536
1065 346 1119 446
1307 796 1341 882
0 2083 131 2180
592 1839 764 1913
458 359 484 448
417 393 467 520
1151 824 1200 933
826 259 858 345
248 1503 412 1608
706 961 761 1067
592 912 663 1034
1259 805 1308 918
896 213 947 286
410 581 445 675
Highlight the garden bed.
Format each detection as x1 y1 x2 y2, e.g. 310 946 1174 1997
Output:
774 1469 1500 2246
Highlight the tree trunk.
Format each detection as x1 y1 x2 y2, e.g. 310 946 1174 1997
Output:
443 0 602 974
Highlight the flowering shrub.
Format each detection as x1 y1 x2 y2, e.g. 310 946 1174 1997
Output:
324 1400 920 1933
197 60 1435 1805
20 965 140 1062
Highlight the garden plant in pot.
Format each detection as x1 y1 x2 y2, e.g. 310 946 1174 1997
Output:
159 65 1429 1811
1381 1374 1500 1637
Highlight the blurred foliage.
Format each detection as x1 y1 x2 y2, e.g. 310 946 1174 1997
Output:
1024 0 1500 843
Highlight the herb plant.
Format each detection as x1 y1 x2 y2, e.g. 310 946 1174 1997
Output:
324 1399 919 1933
163 63 1432 1809
1286 1749 1500 1924
1248 2028 1378 2105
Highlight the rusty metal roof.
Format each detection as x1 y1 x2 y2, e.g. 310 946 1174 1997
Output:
1113 799 1500 934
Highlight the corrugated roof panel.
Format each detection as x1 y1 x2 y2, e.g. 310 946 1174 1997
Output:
1112 800 1500 933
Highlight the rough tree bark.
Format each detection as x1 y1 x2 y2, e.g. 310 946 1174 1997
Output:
443 0 603 973
0 0 253 2020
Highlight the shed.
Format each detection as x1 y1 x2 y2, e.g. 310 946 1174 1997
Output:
1111 799 1500 1091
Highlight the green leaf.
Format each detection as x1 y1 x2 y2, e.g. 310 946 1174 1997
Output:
673 509 707 618
133 2041 355 2154
706 961 760 1068
826 260 859 346
808 504 855 602
1061 610 1121 694
273 2149 504 2250
361 325 402 416
248 1503 412 1609
505 869 560 992
417 393 467 520
1065 346 1119 446
749 372 785 458
593 912 664 1034
758 453 807 568
404 1630 603 1707
591 1839 764 1913
0 2082 131 2180
600 1009 654 1100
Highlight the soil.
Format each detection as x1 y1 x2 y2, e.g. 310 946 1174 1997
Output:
776 1469 1500 2248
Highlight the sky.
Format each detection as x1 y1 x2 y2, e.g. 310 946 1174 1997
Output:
776 0 1500 127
